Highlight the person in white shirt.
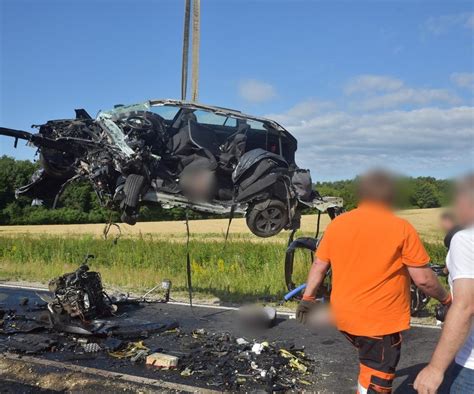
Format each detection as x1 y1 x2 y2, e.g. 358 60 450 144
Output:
415 174 474 393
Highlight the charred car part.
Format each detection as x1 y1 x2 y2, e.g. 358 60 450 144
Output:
48 256 114 319
1 99 343 237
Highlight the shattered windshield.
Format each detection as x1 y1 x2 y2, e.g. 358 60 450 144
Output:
96 103 153 157
98 102 151 120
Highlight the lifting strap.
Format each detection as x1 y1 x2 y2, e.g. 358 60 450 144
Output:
314 209 322 239
185 210 193 307
191 0 200 102
284 229 297 290
103 216 122 245
223 204 235 246
181 0 190 100
181 0 200 102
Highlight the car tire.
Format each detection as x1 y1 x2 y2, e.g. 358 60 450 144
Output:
121 209 137 226
246 199 289 237
121 174 146 225
327 206 345 220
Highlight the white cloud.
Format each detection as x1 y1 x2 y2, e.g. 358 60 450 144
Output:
266 99 333 124
357 88 461 110
451 72 474 91
251 73 472 179
273 103 474 180
238 79 277 103
422 13 474 36
345 75 403 95
346 74 461 110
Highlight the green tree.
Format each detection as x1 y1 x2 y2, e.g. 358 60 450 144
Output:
412 181 440 208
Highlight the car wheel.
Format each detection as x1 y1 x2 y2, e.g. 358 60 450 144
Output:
121 174 146 225
246 199 288 237
121 208 137 226
327 206 345 220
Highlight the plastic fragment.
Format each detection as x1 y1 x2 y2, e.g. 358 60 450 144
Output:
181 367 193 376
251 342 267 355
289 357 308 373
236 337 248 345
82 342 101 353
109 341 149 359
131 349 148 362
279 348 308 373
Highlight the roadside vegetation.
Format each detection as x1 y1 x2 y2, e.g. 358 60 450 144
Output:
0 155 450 307
0 234 447 303
1 155 453 225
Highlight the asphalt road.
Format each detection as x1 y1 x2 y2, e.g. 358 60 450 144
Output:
0 286 442 393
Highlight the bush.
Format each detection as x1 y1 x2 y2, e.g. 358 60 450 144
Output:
0 155 453 225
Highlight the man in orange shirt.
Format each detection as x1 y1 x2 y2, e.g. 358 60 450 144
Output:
297 171 451 394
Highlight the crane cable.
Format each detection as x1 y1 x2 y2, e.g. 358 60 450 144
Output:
181 0 200 102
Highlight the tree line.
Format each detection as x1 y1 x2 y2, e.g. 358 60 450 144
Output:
0 155 451 225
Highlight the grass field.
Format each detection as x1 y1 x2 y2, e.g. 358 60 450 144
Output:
0 208 447 303
0 209 445 301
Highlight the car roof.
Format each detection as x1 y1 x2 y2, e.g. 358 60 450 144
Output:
148 99 290 134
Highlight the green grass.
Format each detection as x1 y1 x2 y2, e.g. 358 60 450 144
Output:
0 235 447 304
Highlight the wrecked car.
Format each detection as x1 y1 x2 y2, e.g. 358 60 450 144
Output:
0 99 342 237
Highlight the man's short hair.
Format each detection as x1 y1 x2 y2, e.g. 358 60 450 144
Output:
455 173 474 201
357 170 396 205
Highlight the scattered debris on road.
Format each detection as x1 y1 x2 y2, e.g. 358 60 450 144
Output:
0 264 315 391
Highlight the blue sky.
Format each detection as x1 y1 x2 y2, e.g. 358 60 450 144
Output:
1 0 473 180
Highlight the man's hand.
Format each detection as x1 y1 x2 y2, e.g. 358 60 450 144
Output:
296 299 317 324
414 364 444 394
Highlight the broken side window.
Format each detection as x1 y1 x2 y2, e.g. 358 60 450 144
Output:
149 105 180 121
193 110 237 127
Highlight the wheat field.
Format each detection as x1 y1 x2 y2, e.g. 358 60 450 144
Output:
0 207 444 243
0 207 447 301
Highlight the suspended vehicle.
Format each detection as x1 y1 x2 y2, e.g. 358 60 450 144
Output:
0 99 343 237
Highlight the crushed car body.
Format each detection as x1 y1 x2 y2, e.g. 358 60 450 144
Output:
0 99 343 237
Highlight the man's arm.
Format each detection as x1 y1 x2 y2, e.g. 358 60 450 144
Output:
414 278 474 394
407 265 450 303
302 258 331 300
296 258 330 324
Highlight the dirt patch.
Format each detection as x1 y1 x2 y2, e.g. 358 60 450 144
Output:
0 357 152 393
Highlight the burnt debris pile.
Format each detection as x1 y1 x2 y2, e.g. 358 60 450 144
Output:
0 264 313 391
159 329 314 391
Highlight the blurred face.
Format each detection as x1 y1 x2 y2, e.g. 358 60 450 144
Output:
440 216 455 232
454 192 474 226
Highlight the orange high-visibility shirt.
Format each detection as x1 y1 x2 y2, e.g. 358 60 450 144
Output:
316 201 430 336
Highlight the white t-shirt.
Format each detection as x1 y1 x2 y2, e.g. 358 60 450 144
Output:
446 227 474 369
